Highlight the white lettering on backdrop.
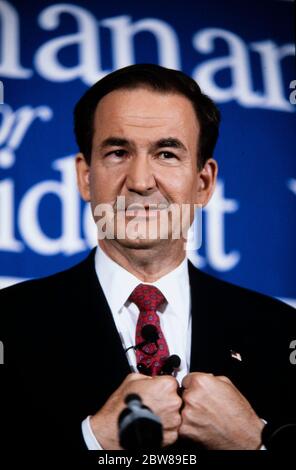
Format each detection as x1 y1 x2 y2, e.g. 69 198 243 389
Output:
0 0 294 275
0 1 293 110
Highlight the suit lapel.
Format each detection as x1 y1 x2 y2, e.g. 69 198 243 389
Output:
188 261 240 377
188 261 221 373
73 249 131 413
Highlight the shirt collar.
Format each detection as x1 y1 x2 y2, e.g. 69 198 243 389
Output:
94 245 190 318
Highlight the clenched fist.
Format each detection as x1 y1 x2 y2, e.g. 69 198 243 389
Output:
179 372 264 449
90 373 182 449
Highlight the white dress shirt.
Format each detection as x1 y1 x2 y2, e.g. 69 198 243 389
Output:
82 245 192 450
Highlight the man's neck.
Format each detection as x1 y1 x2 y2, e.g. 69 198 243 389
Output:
98 239 186 282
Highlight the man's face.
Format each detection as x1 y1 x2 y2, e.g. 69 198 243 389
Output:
76 87 217 250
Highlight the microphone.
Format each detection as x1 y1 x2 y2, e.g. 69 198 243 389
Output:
124 326 180 377
136 363 151 375
159 354 181 375
118 393 163 450
125 324 159 354
261 421 296 450
141 324 159 344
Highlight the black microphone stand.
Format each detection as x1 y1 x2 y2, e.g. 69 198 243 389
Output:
118 394 163 450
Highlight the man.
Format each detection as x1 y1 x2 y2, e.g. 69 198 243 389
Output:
0 64 295 456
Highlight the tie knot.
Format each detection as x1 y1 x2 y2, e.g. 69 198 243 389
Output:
129 283 166 312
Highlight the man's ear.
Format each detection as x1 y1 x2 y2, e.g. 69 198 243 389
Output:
197 158 218 206
75 153 91 202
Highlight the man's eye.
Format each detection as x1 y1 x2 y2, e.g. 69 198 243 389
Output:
159 151 177 159
106 149 127 158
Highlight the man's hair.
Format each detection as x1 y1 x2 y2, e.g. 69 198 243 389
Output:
74 63 220 169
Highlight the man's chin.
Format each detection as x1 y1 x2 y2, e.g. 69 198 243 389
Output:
114 236 166 250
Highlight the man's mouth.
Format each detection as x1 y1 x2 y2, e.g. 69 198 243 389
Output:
124 203 168 217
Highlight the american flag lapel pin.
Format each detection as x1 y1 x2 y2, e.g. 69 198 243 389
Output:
230 350 242 362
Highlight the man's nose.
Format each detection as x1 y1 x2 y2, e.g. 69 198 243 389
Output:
125 156 156 195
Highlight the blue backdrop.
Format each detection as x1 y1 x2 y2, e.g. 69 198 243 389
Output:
0 0 295 306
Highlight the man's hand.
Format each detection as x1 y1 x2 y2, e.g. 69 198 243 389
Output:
90 373 182 450
179 372 264 449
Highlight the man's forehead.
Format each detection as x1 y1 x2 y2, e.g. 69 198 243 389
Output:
95 87 196 116
93 88 199 137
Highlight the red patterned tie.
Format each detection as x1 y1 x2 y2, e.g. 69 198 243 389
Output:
129 283 170 376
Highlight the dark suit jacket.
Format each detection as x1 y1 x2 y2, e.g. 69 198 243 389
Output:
0 248 295 459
